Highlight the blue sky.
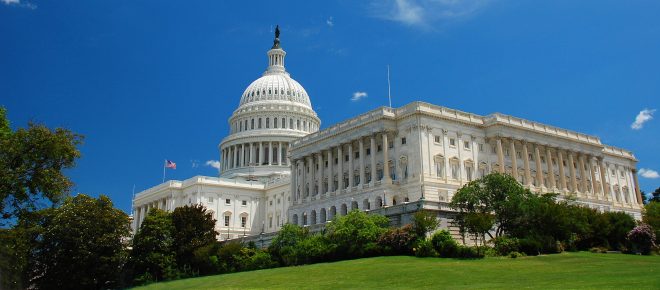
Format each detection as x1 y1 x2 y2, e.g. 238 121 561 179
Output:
1 0 659 213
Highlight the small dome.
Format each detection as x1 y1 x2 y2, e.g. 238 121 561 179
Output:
239 73 311 108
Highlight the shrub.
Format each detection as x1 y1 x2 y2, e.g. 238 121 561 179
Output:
509 251 525 259
412 210 439 239
377 224 415 255
413 239 438 258
326 210 389 258
643 202 660 244
627 224 657 255
518 238 542 256
456 245 484 259
492 236 520 256
603 212 636 251
296 234 336 264
430 230 459 258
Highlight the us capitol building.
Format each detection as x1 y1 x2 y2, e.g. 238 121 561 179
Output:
132 30 644 241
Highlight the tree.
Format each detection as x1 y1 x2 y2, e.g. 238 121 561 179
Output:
640 191 648 205
170 204 218 273
651 187 660 203
411 210 439 239
30 194 130 290
129 209 178 284
0 107 83 224
269 223 309 265
643 201 660 244
325 210 389 258
450 172 531 239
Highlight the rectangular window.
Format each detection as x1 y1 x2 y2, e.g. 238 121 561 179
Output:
241 200 247 206
345 155 349 162
451 163 459 179
434 135 441 143
377 145 382 152
225 198 231 205
325 160 328 167
478 143 484 152
366 148 371 155
355 152 360 158
269 200 273 206
464 141 470 149
388 141 394 149
401 137 407 145
449 138 456 147
269 217 273 228
466 167 473 181
241 216 247 228
224 215 230 227
208 197 213 203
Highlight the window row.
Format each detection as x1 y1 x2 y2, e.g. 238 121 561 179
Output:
232 116 317 133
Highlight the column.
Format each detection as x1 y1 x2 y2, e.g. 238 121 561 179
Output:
382 133 391 183
269 141 273 165
522 141 531 186
370 135 376 186
301 159 306 200
338 144 344 191
291 160 298 202
232 146 237 168
568 152 578 193
598 158 609 200
510 139 518 180
534 144 544 188
317 153 323 195
221 149 225 171
578 154 587 194
278 141 283 165
359 138 365 189
589 157 598 198
259 142 264 165
348 142 354 190
307 156 314 197
240 144 245 167
558 150 567 191
546 148 556 189
249 143 254 165
496 137 505 173
327 148 333 193
632 168 642 205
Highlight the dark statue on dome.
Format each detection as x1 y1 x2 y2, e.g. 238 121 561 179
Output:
272 25 281 49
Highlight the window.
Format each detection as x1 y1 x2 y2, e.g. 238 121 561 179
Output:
464 141 470 149
225 199 231 205
282 118 286 128
241 216 247 228
478 143 484 152
345 155 349 162
334 157 338 164
541 156 546 163
258 118 262 129
528 153 534 161
388 141 394 149
355 152 360 158
269 217 273 228
274 118 278 128
251 119 254 129
449 138 456 147
242 200 247 206
208 197 214 203
269 200 273 206
377 145 382 152
401 137 407 145
516 151 522 158
366 148 371 155
224 215 230 227
434 135 441 143
266 118 270 128
289 118 293 129
466 166 473 181
435 159 444 177
451 163 459 179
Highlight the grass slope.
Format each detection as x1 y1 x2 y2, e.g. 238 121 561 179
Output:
133 252 660 289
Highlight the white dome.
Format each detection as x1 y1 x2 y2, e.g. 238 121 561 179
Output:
239 73 311 108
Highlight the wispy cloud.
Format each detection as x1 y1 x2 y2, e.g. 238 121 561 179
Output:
351 91 368 102
631 109 655 130
327 16 334 27
368 0 491 28
1 0 37 9
205 160 221 170
191 160 199 168
639 168 659 179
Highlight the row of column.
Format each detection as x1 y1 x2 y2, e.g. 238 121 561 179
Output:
133 198 169 230
291 132 393 203
221 141 289 171
493 137 641 205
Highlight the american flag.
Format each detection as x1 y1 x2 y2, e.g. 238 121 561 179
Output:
165 160 176 169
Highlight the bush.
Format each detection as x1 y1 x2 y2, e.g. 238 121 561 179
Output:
518 238 542 256
412 210 439 239
492 236 520 256
627 224 657 255
456 245 484 259
509 251 525 259
326 210 389 258
430 230 459 258
377 224 415 255
413 239 438 257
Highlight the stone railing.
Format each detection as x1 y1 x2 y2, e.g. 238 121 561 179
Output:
485 113 602 145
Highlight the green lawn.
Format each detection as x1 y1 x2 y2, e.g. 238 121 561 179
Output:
133 252 660 289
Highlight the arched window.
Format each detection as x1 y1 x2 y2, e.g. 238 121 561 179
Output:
258 118 262 129
266 118 270 128
320 208 327 223
274 117 278 128
340 204 348 216
434 155 445 178
251 118 255 129
310 210 317 225
289 118 293 129
281 118 286 129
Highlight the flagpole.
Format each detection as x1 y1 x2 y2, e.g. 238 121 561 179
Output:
163 159 166 183
387 65 392 108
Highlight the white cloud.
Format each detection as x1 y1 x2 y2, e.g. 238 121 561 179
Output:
351 91 368 101
1 0 36 9
368 0 491 28
631 109 655 130
205 160 221 169
190 160 199 168
639 168 660 179
326 16 334 27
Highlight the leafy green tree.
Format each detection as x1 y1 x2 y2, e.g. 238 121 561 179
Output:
129 209 178 284
450 172 530 239
171 204 218 273
31 194 130 290
411 210 439 239
642 201 660 244
0 107 83 224
326 209 389 258
651 187 660 203
603 211 636 250
269 223 309 265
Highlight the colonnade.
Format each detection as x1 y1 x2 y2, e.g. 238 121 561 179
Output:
221 141 290 171
133 197 170 230
291 131 396 204
492 137 641 205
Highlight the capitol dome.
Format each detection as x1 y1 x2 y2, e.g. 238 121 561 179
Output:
218 26 320 180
